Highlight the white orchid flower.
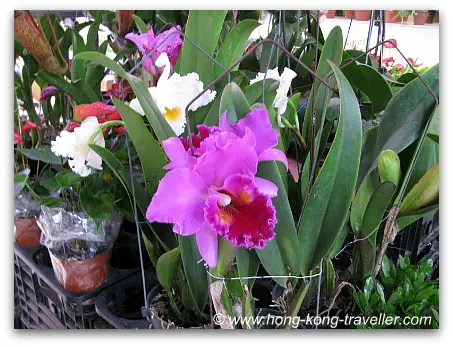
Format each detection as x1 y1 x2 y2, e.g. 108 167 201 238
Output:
129 52 217 136
250 67 297 127
51 116 105 177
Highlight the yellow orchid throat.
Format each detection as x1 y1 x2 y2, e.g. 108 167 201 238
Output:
163 107 182 122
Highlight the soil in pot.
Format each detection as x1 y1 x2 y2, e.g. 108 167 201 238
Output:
14 218 41 248
48 240 112 293
414 12 430 25
148 286 212 329
354 10 371 21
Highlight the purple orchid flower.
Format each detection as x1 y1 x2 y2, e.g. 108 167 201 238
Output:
146 108 288 267
125 26 182 78
40 86 60 101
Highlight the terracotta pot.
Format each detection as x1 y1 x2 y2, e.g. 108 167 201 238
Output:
433 11 439 23
385 10 401 23
355 10 371 21
49 249 112 293
326 10 336 18
343 10 354 19
414 12 430 25
14 218 41 248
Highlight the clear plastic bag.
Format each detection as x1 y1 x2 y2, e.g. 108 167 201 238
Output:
37 206 122 292
14 192 42 247
14 191 41 219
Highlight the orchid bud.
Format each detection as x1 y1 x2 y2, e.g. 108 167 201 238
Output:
117 10 134 36
378 150 401 187
399 164 439 215
14 10 68 75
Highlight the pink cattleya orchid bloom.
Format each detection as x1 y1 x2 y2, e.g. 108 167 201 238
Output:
14 132 22 144
125 26 182 78
146 108 287 267
384 39 397 49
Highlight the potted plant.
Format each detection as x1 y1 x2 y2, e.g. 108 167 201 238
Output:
354 10 371 21
385 10 402 23
14 170 42 248
413 11 430 25
326 10 336 18
343 10 354 19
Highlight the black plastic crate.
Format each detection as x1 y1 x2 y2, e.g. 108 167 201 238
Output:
95 269 157 329
13 228 151 329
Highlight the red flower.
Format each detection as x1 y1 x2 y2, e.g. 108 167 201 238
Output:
14 132 22 144
74 102 117 122
383 56 395 67
21 121 38 132
113 126 127 135
106 82 132 99
407 57 422 68
66 120 81 132
106 111 122 121
384 39 397 49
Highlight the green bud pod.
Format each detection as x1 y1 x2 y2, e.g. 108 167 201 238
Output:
378 150 401 186
400 164 439 215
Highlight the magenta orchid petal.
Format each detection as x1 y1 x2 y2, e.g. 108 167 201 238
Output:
162 137 196 169
220 108 279 157
195 129 258 187
258 149 289 170
204 174 276 249
125 28 155 53
254 177 279 198
196 224 218 267
146 167 207 236
125 26 182 77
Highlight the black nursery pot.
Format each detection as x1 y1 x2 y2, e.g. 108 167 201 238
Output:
111 230 150 271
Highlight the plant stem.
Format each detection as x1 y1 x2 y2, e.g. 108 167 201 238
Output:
282 279 312 329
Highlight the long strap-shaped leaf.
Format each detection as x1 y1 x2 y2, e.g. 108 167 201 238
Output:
113 99 166 196
301 26 343 147
298 61 362 275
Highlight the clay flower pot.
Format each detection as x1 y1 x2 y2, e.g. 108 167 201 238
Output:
385 10 401 23
355 10 371 21
49 249 112 293
326 10 336 18
414 12 430 25
433 11 439 23
343 10 354 19
14 218 41 248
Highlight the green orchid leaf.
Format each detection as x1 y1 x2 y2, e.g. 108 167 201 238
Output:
358 64 439 184
17 146 62 165
113 99 167 195
156 247 181 292
298 61 362 275
302 26 343 147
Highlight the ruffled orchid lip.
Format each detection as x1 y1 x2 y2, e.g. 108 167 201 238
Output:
204 174 277 249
